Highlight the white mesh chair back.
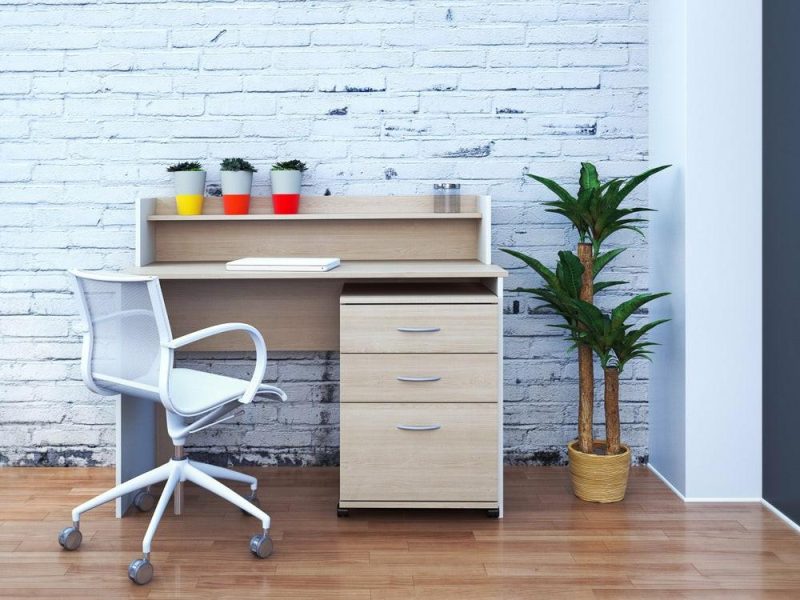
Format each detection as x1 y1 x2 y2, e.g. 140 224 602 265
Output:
71 271 172 401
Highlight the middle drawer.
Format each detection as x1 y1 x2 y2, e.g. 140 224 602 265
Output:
341 353 498 403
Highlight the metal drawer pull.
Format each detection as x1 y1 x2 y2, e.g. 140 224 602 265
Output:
396 326 441 333
396 424 442 431
396 376 441 383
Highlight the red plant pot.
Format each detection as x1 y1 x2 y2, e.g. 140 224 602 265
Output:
223 194 250 215
272 193 300 215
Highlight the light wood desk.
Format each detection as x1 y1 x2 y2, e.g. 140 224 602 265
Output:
119 195 506 517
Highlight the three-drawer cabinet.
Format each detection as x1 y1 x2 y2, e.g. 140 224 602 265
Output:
338 282 502 516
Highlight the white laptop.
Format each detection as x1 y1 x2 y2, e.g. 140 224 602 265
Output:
226 257 341 272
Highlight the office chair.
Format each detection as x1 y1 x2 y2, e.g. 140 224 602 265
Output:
58 270 287 585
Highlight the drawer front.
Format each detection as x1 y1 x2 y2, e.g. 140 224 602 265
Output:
340 403 498 502
340 303 497 353
341 353 497 403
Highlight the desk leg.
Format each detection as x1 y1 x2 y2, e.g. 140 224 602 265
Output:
115 394 157 518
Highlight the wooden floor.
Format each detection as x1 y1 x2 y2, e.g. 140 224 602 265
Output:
1 466 799 599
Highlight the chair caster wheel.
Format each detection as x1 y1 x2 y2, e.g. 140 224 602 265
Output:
337 507 350 518
241 494 260 514
128 558 153 585
58 526 82 551
250 533 273 559
133 490 156 512
487 508 500 519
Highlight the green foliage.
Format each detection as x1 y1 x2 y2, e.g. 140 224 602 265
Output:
167 161 203 172
272 160 307 172
528 162 670 254
566 294 670 370
220 158 257 172
500 247 624 327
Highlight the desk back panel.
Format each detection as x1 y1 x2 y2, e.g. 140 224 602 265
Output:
161 279 342 351
153 219 480 262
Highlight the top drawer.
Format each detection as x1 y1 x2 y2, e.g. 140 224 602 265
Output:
340 303 498 354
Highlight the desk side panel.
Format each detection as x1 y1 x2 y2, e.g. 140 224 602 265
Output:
115 395 156 517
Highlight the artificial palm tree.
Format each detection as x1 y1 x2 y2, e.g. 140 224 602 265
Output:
518 162 669 455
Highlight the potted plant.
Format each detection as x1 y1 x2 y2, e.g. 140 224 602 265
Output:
565 293 668 502
168 161 205 216
220 158 257 215
502 161 670 502
270 160 307 215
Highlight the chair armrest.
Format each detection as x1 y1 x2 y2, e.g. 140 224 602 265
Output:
163 322 267 406
257 384 288 402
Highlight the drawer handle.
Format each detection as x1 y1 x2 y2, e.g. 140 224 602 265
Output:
396 327 441 333
396 376 441 383
396 424 442 431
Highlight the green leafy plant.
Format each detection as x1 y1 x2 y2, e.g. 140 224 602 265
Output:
167 161 203 172
271 160 307 172
500 248 626 329
529 162 670 255
503 161 670 459
220 158 257 172
562 294 670 454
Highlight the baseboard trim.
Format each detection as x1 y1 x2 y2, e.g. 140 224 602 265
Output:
762 499 800 534
647 464 761 502
647 463 685 500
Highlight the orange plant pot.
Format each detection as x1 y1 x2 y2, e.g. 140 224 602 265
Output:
223 194 250 215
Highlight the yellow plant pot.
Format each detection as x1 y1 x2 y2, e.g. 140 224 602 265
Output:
567 439 631 503
176 194 204 216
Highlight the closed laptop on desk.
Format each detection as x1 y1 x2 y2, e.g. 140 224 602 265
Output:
226 257 341 272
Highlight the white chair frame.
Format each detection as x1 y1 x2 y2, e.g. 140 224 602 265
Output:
58 270 286 585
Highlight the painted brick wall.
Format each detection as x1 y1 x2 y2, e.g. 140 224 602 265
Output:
0 0 650 467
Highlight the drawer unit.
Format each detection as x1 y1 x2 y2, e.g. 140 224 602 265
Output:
340 303 497 354
341 353 497 403
339 282 502 513
340 402 498 503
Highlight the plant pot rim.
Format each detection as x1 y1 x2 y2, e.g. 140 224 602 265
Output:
567 439 630 459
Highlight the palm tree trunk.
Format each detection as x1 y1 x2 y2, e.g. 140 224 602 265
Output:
604 366 621 455
577 242 594 454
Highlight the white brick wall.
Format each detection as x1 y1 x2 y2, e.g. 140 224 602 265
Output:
0 0 650 467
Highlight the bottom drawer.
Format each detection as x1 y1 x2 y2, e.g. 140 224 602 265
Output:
340 402 498 503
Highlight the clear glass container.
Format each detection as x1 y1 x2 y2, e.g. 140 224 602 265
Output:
433 183 461 213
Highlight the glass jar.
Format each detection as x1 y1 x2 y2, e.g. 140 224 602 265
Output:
433 183 461 213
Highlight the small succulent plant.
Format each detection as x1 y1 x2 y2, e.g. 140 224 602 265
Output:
167 161 203 172
271 160 307 172
220 158 257 172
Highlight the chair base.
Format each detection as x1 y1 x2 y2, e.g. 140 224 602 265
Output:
61 455 272 583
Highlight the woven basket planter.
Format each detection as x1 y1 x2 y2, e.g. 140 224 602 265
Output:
567 439 631 503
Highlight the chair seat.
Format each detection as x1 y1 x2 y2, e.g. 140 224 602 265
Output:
169 368 249 415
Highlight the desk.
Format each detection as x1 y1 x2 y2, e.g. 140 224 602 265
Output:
119 195 506 517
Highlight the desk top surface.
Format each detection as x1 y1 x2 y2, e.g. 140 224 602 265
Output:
132 260 508 280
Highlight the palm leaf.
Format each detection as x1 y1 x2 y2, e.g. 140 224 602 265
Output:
616 164 671 205
579 162 600 193
556 251 584 298
593 248 625 276
593 280 626 293
527 174 576 206
500 249 557 288
610 292 670 330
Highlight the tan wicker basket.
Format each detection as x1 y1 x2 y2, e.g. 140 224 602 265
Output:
567 440 631 503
